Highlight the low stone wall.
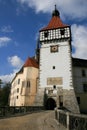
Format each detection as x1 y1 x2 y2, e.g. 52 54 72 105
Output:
0 106 44 119
55 108 87 130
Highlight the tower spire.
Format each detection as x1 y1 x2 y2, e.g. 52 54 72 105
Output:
52 5 60 17
55 4 56 10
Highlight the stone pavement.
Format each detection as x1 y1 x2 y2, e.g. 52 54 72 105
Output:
0 111 67 130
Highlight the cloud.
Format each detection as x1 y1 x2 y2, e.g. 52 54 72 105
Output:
8 55 24 68
0 73 15 83
0 37 11 47
71 24 87 59
17 0 87 20
1 25 13 33
0 68 21 83
0 56 24 83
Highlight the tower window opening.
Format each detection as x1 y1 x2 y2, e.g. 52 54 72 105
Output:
60 29 65 35
53 85 56 89
53 66 55 69
82 69 86 77
27 81 30 87
77 97 80 104
83 83 87 92
17 88 19 93
18 79 20 84
44 31 49 38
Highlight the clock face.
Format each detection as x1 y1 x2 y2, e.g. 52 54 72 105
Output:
40 27 70 42
50 45 58 53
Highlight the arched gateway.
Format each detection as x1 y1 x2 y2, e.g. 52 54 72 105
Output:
45 98 56 110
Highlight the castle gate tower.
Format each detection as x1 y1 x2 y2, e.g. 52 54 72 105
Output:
36 6 80 113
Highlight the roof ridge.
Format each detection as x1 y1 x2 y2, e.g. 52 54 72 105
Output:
23 57 39 68
40 16 68 31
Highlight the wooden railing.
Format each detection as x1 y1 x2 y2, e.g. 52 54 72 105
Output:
0 106 44 118
55 108 87 130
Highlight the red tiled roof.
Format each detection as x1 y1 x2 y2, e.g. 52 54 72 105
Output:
23 57 39 68
11 57 39 83
40 16 68 31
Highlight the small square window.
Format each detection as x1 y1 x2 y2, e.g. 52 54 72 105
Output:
18 79 20 84
83 83 87 92
27 81 30 87
17 88 19 93
53 66 55 69
77 97 80 104
82 70 86 77
53 85 56 89
22 81 25 87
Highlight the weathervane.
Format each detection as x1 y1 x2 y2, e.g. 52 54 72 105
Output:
52 4 60 17
55 4 57 10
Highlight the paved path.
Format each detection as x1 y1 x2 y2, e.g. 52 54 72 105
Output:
0 111 67 130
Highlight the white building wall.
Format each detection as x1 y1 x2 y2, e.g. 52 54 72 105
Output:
39 41 73 90
10 73 25 106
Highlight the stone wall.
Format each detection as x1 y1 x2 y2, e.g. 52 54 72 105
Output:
63 89 80 113
34 87 80 113
33 88 45 106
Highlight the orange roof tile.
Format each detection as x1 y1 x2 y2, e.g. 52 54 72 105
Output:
40 16 68 31
23 57 39 68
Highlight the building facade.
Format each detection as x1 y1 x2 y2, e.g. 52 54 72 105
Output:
35 6 79 113
10 7 87 113
72 58 87 113
10 57 39 106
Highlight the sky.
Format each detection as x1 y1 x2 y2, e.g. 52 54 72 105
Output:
0 0 87 83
